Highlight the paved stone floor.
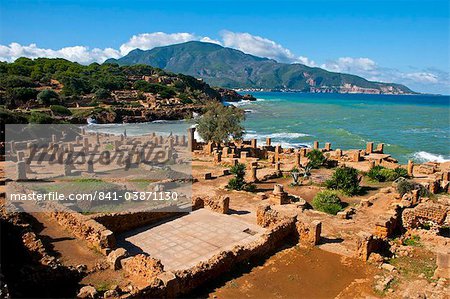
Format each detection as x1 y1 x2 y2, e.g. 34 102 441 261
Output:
118 209 266 271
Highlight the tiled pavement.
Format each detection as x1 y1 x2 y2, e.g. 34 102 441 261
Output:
118 209 266 271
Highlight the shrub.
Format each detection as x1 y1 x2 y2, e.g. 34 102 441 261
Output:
50 105 72 116
367 165 408 182
37 89 60 105
325 166 360 196
312 190 343 215
396 180 430 197
28 111 54 124
94 88 111 100
306 149 326 169
226 163 247 191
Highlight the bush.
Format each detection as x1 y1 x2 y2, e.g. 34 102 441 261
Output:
367 166 408 182
396 180 430 197
94 88 111 100
312 190 343 215
306 149 326 168
28 111 54 124
325 166 360 196
37 89 60 105
50 105 72 116
226 163 246 191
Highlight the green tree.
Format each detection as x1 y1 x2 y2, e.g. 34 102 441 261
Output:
325 166 361 196
4 87 38 108
37 89 60 105
305 149 326 169
226 163 246 191
196 101 245 144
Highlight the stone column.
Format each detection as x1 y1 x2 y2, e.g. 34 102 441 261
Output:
10 141 16 155
407 160 414 177
188 127 196 152
232 158 239 167
251 139 257 149
376 143 384 154
87 160 94 173
181 135 187 146
222 147 229 158
240 151 248 160
17 161 27 180
266 138 271 146
205 142 214 155
353 150 360 162
369 160 375 169
295 151 301 168
366 142 374 154
251 166 258 182
313 141 319 150
214 151 222 163
52 134 57 143
335 149 342 159
83 137 89 151
275 162 281 171
324 142 331 151
17 151 25 162
275 145 280 162
96 132 100 144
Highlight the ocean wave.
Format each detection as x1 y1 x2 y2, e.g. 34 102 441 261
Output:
412 151 450 163
244 132 310 139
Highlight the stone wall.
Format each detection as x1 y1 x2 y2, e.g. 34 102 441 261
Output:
402 202 449 229
121 254 164 280
131 219 296 298
91 211 183 234
43 205 115 254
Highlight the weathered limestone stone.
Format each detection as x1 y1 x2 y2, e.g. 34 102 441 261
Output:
376 143 384 154
295 151 301 168
300 148 307 157
174 135 179 146
251 166 258 182
16 161 27 180
64 161 72 176
240 151 248 159
335 149 342 159
77 286 97 299
251 138 257 148
87 161 94 173
352 150 361 162
275 162 281 171
324 142 331 151
442 171 450 181
434 250 450 279
52 134 57 143
75 136 82 145
222 147 229 158
181 135 187 146
270 184 289 205
266 137 271 146
366 142 374 154
369 160 376 169
83 137 89 150
428 180 440 194
107 248 128 270
407 160 414 177
313 141 319 150
17 151 25 162
9 141 16 154
214 151 222 163
274 145 281 162
188 127 196 152
297 220 322 246
205 142 214 155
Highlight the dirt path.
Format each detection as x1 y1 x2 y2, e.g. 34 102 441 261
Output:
30 212 104 269
203 247 376 299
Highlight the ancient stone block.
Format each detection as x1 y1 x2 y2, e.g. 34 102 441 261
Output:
266 137 271 146
324 142 331 151
251 138 257 148
434 251 450 279
16 161 27 180
107 248 128 270
376 143 384 154
270 184 289 205
240 151 248 159
407 160 414 177
366 142 374 154
313 141 319 150
297 220 322 246
352 150 361 162
251 166 258 182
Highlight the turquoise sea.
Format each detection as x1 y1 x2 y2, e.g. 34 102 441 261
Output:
87 92 449 165
230 92 450 164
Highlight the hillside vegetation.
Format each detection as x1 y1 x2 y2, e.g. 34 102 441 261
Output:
0 57 220 124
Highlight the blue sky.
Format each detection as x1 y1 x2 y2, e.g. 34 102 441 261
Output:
1 0 449 94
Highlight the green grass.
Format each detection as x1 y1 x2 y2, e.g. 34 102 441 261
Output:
402 235 421 247
389 254 436 281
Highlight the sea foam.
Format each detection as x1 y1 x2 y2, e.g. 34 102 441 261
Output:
412 151 450 163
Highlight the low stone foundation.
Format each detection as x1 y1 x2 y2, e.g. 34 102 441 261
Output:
402 202 449 229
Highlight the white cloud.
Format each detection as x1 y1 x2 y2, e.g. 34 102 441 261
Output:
220 31 315 66
0 31 448 94
119 32 201 55
321 57 377 73
0 42 120 64
402 72 439 83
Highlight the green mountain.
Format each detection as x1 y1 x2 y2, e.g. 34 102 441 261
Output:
105 41 414 94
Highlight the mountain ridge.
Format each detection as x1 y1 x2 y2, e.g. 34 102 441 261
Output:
105 41 415 94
